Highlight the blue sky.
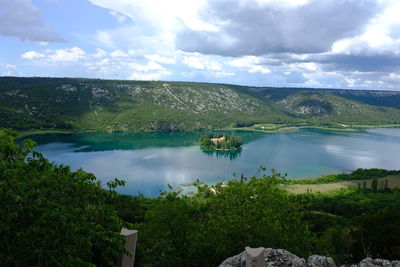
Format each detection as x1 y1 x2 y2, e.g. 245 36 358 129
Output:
1 0 400 90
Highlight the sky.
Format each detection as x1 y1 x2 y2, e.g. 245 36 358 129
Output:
1 0 400 90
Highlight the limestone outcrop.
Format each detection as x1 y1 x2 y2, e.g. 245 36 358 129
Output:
219 247 400 267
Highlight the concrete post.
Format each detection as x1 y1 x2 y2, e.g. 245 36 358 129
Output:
119 228 138 267
245 247 264 267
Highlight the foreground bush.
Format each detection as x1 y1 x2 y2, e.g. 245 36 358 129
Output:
133 170 324 266
0 129 127 266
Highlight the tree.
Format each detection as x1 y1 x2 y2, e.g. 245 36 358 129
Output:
199 133 242 150
199 173 320 264
371 178 378 193
351 207 400 261
133 169 322 266
0 129 128 266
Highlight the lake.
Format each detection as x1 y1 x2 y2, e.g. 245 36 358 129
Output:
22 128 400 197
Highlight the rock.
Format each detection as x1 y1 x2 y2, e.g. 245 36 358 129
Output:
307 255 336 267
246 247 264 267
219 248 307 267
220 251 246 267
219 248 399 267
264 248 307 267
358 258 394 267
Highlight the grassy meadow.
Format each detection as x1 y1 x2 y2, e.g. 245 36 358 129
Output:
286 174 400 194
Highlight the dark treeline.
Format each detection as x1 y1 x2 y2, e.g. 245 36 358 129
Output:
1 129 400 266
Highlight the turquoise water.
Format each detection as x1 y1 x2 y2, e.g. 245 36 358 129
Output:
23 128 400 196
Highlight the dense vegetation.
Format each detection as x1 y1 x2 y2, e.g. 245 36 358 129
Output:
1 129 400 266
112 170 400 266
1 77 400 132
0 77 285 132
295 189 400 262
0 129 129 266
199 133 243 150
113 170 323 266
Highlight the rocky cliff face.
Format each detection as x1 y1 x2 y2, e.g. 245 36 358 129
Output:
219 247 400 267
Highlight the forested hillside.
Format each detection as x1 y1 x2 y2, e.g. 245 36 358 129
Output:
1 77 400 131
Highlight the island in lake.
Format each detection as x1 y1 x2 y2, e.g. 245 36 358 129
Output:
200 133 243 150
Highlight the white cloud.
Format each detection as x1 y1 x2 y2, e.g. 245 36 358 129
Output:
129 70 171 80
251 0 310 7
93 48 107 58
288 62 318 72
89 0 217 33
145 54 176 64
127 60 173 80
110 50 129 57
1 63 18 76
182 56 206 70
229 56 271 74
5 64 17 70
382 72 400 86
94 25 176 55
20 47 173 80
214 71 234 78
48 47 86 62
182 54 222 71
109 11 128 24
248 66 271 74
11 0 400 90
388 73 400 81
331 1 400 56
21 51 45 60
22 47 86 62
21 47 85 64
128 61 164 72
95 30 116 48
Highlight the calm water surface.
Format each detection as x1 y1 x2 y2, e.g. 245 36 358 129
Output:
23 128 400 196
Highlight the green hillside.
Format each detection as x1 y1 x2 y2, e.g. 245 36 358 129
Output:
1 77 400 131
265 91 400 124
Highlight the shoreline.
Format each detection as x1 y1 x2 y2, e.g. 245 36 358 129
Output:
224 123 400 133
201 147 242 151
17 129 80 138
16 123 400 138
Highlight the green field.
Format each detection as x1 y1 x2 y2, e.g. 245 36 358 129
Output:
286 174 400 194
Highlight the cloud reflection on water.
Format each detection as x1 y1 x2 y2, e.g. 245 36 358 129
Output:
33 128 400 197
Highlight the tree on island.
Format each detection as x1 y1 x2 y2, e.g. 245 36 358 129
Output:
200 133 243 150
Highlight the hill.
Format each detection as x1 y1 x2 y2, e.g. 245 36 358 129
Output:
1 77 400 131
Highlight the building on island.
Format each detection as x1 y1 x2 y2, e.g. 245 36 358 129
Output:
211 135 226 144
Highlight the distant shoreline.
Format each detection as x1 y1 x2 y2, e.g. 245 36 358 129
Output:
201 147 242 151
225 123 400 133
17 123 400 138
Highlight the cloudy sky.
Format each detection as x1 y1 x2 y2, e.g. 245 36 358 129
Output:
1 0 400 90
